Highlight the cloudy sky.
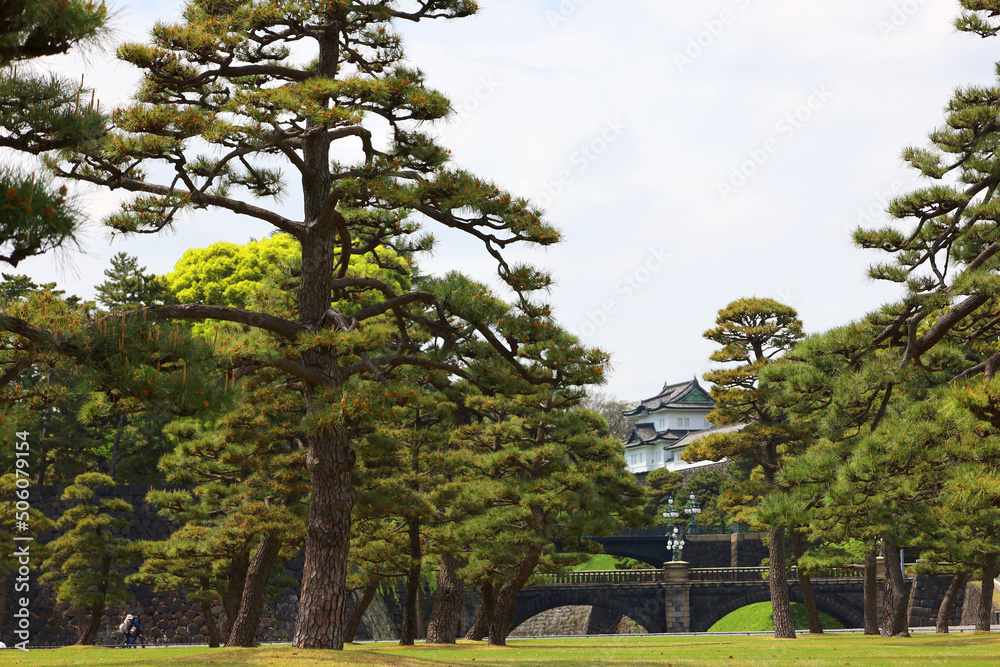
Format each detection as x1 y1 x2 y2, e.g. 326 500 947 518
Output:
13 0 999 402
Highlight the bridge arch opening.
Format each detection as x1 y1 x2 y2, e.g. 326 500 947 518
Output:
706 601 847 632
695 591 863 633
509 605 650 637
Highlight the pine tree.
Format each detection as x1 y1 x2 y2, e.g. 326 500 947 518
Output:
0 472 52 630
0 0 107 265
38 472 139 645
128 525 225 647
151 368 309 647
10 0 564 649
684 297 805 640
449 313 645 646
95 252 171 312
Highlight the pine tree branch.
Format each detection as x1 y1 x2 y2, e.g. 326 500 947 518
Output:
61 171 305 237
350 290 438 323
342 354 466 379
905 292 992 363
952 349 1000 382
0 358 31 390
125 305 305 341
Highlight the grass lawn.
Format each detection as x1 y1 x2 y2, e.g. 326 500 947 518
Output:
708 602 846 632
10 633 1000 667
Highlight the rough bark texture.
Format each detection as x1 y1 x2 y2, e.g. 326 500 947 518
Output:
864 549 879 635
77 555 110 645
426 554 464 644
936 572 968 633
976 561 997 632
768 527 796 639
464 581 493 641
790 530 822 634
227 532 283 647
292 427 356 650
110 414 125 482
488 547 543 646
201 599 221 648
399 518 423 646
221 548 250 641
416 584 426 640
881 537 910 637
345 580 380 643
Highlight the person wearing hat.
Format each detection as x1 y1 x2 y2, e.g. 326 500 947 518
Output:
118 614 134 647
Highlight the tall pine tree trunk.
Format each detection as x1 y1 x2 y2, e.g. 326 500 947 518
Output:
464 581 493 641
110 414 126 482
416 584 426 640
881 536 910 637
345 580 380 643
864 549 879 635
488 546 543 647
790 530 822 634
201 599 221 647
976 560 997 632
290 7 354 651
292 426 356 650
427 554 464 644
936 572 967 633
768 527 796 639
227 532 282 647
399 518 423 646
77 556 110 645
221 548 250 641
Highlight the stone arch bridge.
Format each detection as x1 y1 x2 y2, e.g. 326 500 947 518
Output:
507 565 866 633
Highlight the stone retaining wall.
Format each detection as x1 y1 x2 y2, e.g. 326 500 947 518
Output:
1 484 385 646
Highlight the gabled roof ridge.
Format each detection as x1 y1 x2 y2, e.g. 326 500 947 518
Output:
623 377 713 417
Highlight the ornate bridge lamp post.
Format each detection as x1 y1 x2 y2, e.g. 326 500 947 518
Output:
664 498 684 561
663 497 680 530
684 493 702 535
667 526 685 562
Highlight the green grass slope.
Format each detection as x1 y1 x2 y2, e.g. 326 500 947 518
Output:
708 601 846 632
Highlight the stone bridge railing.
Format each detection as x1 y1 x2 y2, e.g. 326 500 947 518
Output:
690 566 861 582
533 566 863 586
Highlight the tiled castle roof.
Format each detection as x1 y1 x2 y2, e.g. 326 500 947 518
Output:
622 422 699 447
622 378 714 417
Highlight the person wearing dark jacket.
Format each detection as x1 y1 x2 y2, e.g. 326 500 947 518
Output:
127 614 147 648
